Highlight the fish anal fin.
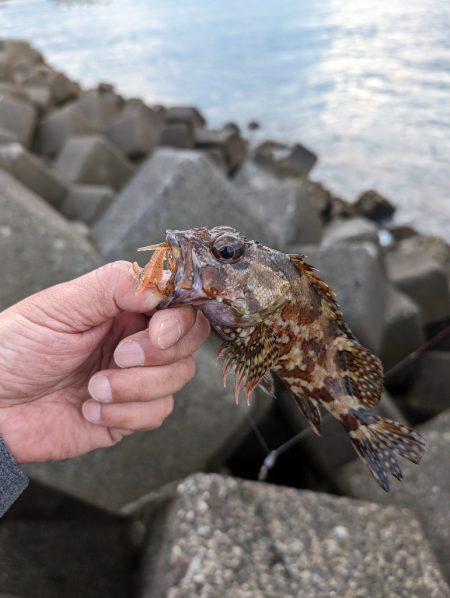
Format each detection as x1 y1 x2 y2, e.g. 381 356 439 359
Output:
217 323 280 404
335 337 383 408
292 393 322 435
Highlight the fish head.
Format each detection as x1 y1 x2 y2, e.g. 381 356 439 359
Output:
159 226 291 326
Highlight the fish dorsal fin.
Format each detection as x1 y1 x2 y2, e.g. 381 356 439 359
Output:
288 254 355 339
218 323 280 404
335 337 383 407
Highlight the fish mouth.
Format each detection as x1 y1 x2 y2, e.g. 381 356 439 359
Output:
158 229 209 308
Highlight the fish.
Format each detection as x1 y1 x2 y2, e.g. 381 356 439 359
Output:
133 226 427 491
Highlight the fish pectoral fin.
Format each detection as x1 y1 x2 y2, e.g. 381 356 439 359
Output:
219 324 280 404
335 337 384 408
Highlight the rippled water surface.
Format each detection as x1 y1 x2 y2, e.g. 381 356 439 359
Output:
2 0 449 238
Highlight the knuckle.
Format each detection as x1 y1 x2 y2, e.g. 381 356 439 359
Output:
181 356 196 382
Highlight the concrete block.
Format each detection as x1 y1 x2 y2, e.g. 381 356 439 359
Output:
195 127 247 173
93 148 277 262
61 184 115 225
159 123 194 148
0 169 100 309
105 111 158 159
17 64 79 105
0 81 28 102
405 351 450 419
340 412 450 582
234 161 322 248
0 517 133 597
289 242 389 354
391 235 450 279
22 84 53 111
0 38 43 81
135 473 448 597
0 143 68 209
0 95 37 148
165 105 206 130
354 189 396 223
0 127 19 144
386 250 450 325
322 217 379 247
36 104 97 158
54 135 134 191
24 335 271 512
72 90 123 130
254 140 318 178
380 286 424 372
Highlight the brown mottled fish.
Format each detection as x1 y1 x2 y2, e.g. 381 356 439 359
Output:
133 226 427 491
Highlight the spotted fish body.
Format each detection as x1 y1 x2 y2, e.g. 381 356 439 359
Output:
137 226 427 491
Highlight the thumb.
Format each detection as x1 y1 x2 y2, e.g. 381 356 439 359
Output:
15 261 162 331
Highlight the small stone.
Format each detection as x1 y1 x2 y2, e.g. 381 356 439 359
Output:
254 140 318 179
354 190 396 223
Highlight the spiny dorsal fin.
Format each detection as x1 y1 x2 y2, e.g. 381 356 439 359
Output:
289 254 355 339
218 323 280 404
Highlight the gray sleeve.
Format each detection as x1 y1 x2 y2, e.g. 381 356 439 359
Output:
0 436 29 517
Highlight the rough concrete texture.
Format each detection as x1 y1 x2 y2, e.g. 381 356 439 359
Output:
354 189 396 223
23 334 272 512
22 84 53 111
54 135 134 191
195 127 247 173
341 412 450 583
0 517 134 598
254 141 318 179
0 168 100 309
380 285 424 371
0 95 37 148
234 161 322 248
61 184 115 225
386 251 450 326
136 473 448 598
289 243 388 354
0 143 68 209
93 149 278 262
0 38 43 81
405 351 450 418
105 111 159 159
321 217 379 248
36 104 96 157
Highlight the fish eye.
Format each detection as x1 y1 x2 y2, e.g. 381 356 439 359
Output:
211 234 244 263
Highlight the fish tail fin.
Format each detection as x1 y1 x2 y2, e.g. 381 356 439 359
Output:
345 409 428 492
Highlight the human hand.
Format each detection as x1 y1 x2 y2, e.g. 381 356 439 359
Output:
0 261 210 463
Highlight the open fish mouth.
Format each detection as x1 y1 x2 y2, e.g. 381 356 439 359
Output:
138 229 210 308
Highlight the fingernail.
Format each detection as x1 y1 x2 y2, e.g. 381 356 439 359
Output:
88 375 112 403
82 400 101 423
157 318 181 349
114 340 145 368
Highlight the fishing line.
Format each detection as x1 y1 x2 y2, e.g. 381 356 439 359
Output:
247 323 450 481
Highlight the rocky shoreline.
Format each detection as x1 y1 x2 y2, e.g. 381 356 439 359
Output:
1 38 449 597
